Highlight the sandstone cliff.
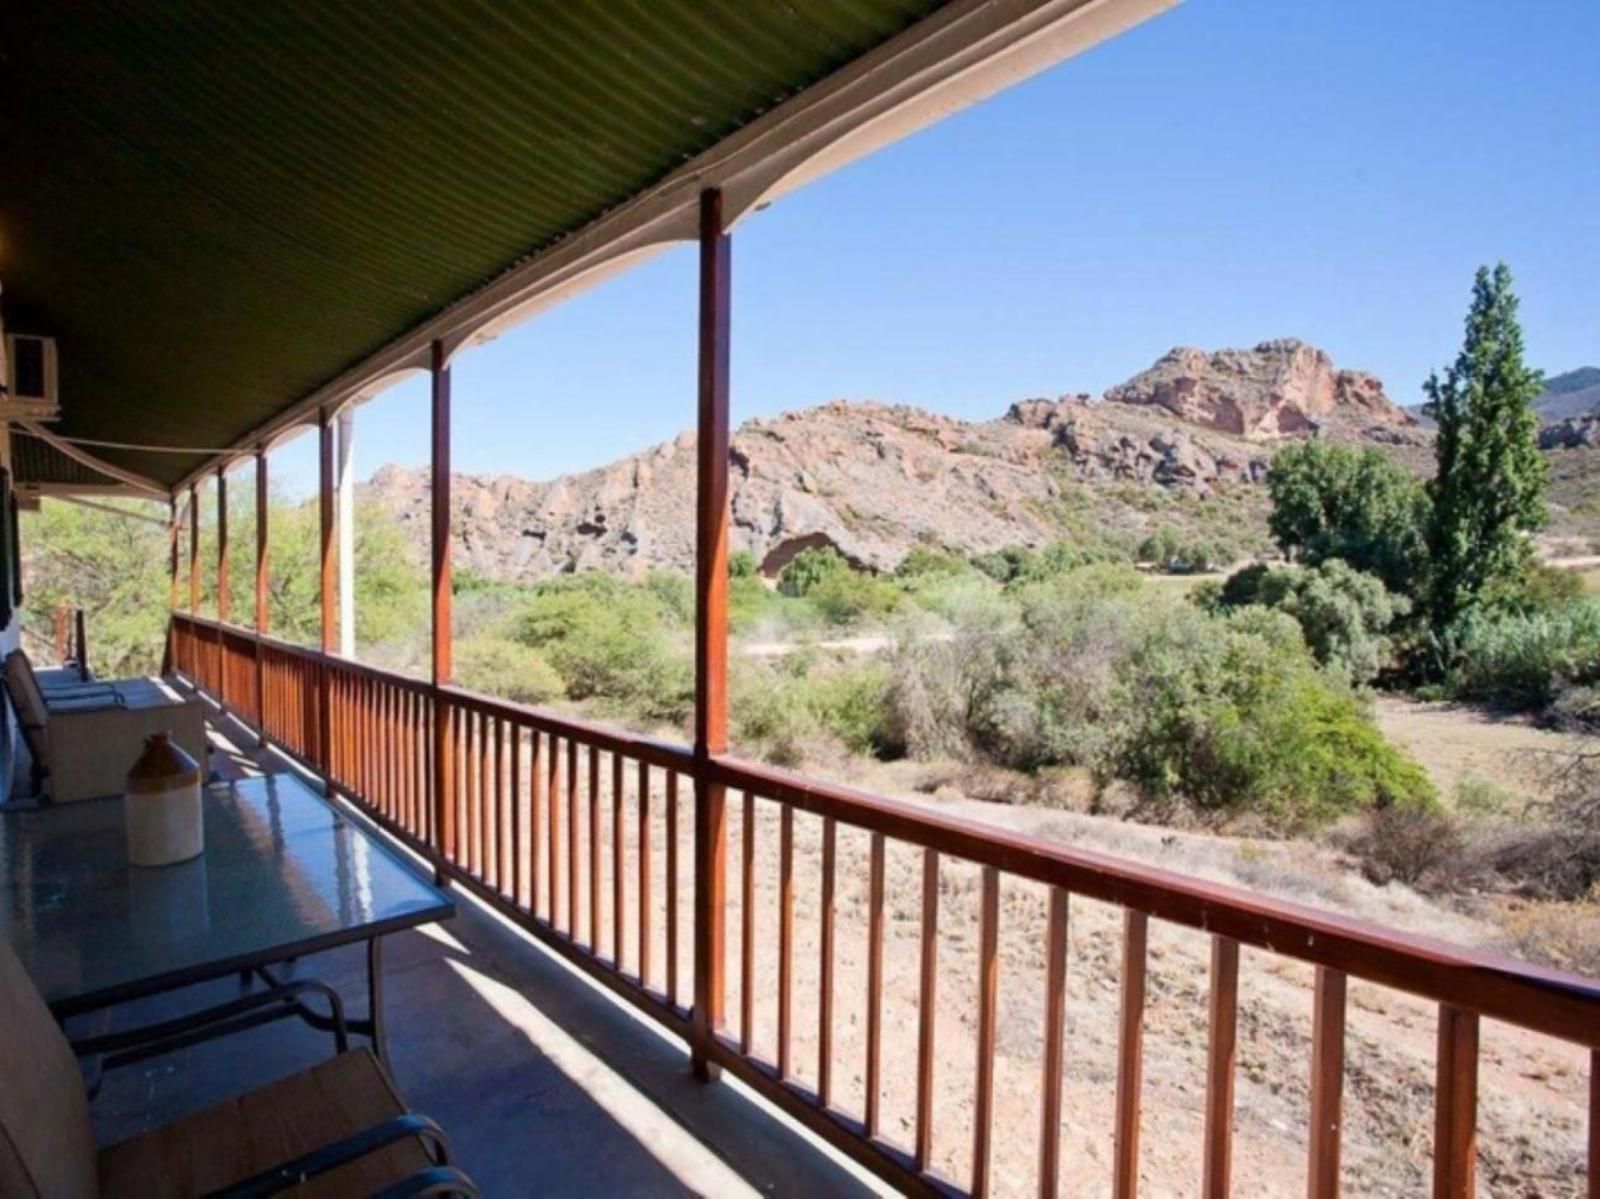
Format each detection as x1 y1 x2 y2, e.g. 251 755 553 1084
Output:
361 340 1429 582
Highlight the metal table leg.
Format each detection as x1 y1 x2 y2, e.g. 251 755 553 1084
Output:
367 935 387 1064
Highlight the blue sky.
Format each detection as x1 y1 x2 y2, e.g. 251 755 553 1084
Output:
271 0 1600 497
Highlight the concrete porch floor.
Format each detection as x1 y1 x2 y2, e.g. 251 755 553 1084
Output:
79 708 885 1197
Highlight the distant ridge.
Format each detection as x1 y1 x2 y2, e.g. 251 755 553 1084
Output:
363 340 1430 583
1534 367 1600 424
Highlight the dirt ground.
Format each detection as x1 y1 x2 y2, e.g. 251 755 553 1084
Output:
1372 695 1587 810
529 739 1591 1198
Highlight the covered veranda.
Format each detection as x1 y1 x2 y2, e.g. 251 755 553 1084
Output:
2 2 1598 1196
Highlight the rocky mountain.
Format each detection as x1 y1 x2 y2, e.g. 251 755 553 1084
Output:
1103 339 1416 440
1534 367 1600 425
361 339 1432 582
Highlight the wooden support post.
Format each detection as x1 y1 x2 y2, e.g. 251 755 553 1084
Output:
215 468 229 707
254 449 269 742
318 408 336 774
168 496 180 613
430 341 455 879
188 482 200 615
165 496 179 675
336 407 356 659
691 186 731 1083
215 468 230 625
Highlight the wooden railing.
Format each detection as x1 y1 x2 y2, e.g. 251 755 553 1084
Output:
167 611 1599 1198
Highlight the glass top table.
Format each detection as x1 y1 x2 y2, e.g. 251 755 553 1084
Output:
0 772 453 1027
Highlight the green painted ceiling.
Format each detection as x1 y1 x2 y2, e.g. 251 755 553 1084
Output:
1 0 945 489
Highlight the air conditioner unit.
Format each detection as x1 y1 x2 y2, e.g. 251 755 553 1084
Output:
4 334 59 411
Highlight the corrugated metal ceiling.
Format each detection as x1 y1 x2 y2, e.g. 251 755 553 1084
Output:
1 0 946 488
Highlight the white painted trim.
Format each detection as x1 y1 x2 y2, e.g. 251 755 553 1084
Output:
171 0 1177 495
17 421 167 496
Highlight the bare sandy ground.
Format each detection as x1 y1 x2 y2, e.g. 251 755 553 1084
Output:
1372 695 1588 810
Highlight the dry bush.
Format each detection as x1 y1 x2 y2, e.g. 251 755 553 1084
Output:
1480 749 1600 901
1349 805 1468 891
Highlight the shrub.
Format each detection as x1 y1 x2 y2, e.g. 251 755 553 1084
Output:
512 575 692 722
1440 599 1600 708
779 546 848 597
728 549 758 578
732 658 894 764
728 574 784 633
896 547 969 579
1214 560 1409 685
453 636 564 706
806 567 902 626
806 662 895 756
970 545 1039 585
888 580 1434 829
1136 524 1233 573
1350 805 1466 891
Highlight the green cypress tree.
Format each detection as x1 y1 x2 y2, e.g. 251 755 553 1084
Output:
1424 263 1547 625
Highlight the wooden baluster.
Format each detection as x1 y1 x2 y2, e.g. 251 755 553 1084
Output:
638 759 652 985
1114 910 1149 1199
530 730 544 917
547 735 562 927
1204 937 1240 1199
510 723 524 906
480 712 493 882
613 751 625 966
494 717 507 892
865 831 886 1139
1308 966 1347 1199
915 848 939 1172
818 817 836 1108
1433 1005 1479 1199
589 746 600 949
467 711 481 877
1589 1051 1597 1199
568 738 580 941
407 691 417 835
666 772 680 1004
973 866 1000 1197
1040 888 1069 1199
740 791 755 1054
778 805 794 1079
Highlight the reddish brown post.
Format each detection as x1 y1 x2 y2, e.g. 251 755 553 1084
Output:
215 468 230 625
168 496 180 613
51 607 69 664
214 467 229 707
318 408 336 773
1433 1005 1479 1199
188 482 200 615
254 449 269 742
691 186 731 1082
73 607 87 680
430 341 455 877
166 496 180 672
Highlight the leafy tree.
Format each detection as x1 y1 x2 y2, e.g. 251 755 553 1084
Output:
778 546 849 597
1266 441 1429 596
1213 560 1409 686
20 498 171 676
1424 263 1548 624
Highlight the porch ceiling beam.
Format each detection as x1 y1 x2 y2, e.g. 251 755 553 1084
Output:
165 0 1175 497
